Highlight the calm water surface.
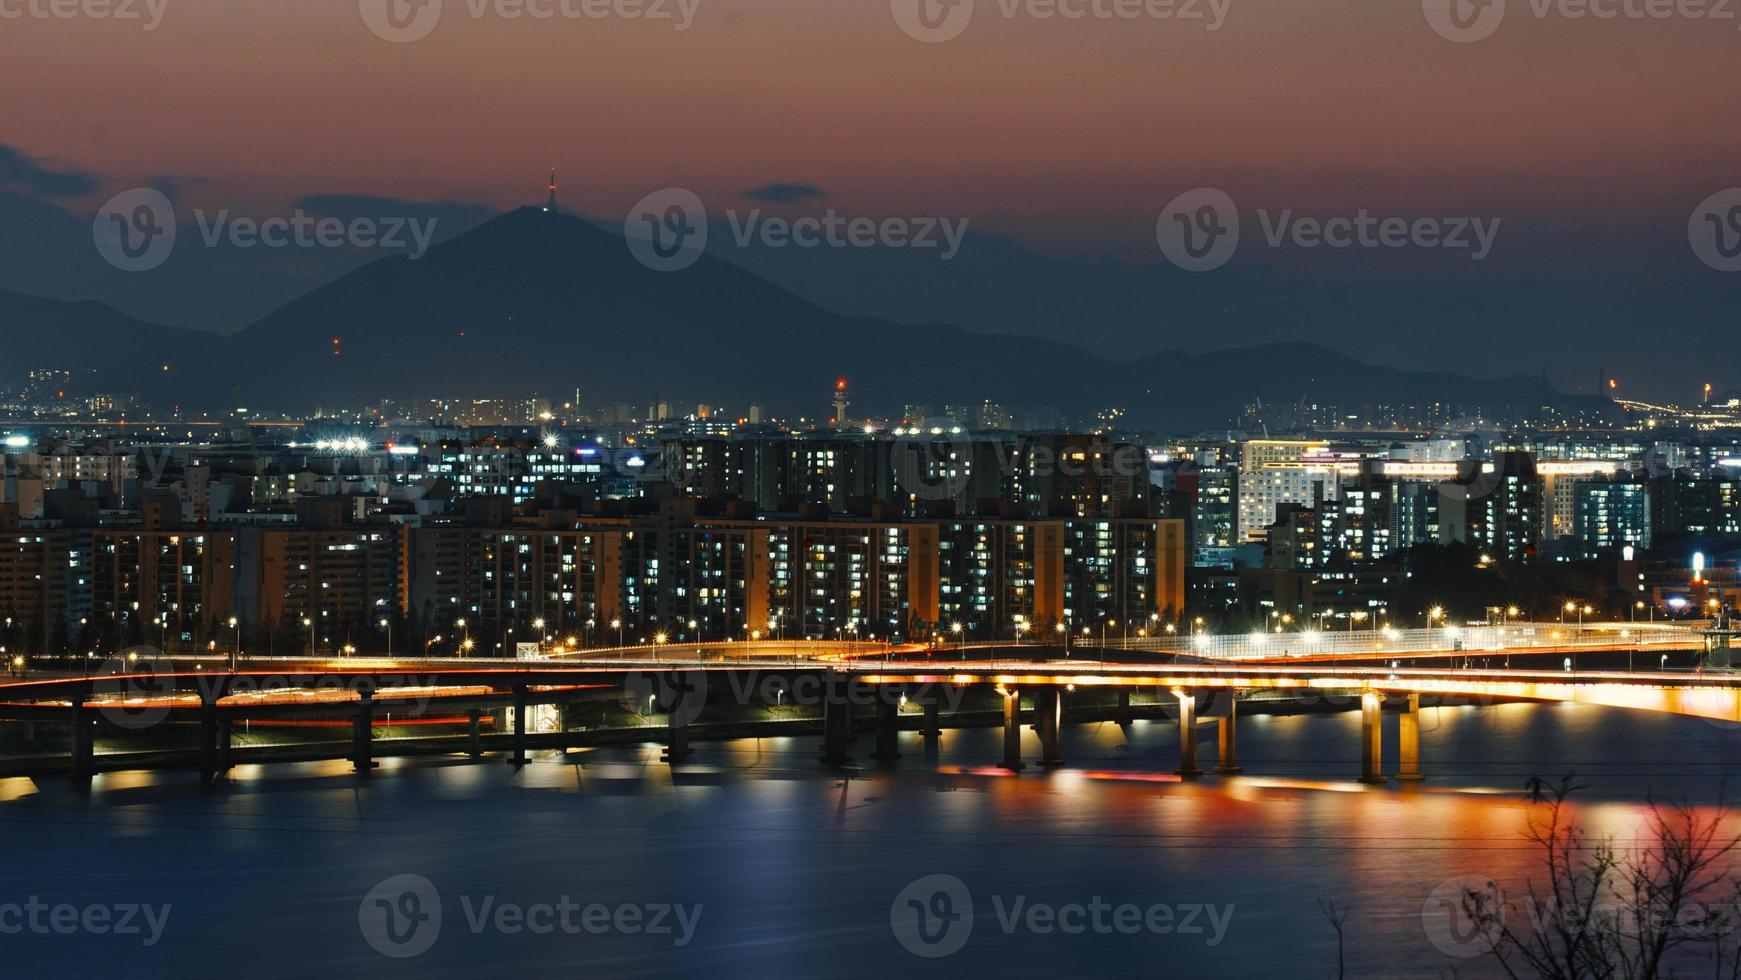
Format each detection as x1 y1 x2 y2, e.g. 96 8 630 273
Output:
3 701 1739 978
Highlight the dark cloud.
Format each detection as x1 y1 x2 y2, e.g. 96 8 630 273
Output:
0 145 98 199
147 176 206 202
742 183 828 205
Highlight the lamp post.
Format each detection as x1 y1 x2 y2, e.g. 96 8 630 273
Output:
228 616 240 672
951 621 963 659
303 616 314 658
379 617 392 659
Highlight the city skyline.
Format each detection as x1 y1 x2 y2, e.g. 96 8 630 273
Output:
7 3 1741 977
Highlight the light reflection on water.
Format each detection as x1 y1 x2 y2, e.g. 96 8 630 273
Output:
1 701 1737 978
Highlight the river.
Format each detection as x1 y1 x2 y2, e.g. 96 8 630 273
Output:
3 700 1738 978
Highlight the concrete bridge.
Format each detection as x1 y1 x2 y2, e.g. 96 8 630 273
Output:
2 648 1737 785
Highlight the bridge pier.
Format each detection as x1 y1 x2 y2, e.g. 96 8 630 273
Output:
199 697 221 781
1214 693 1243 774
68 697 93 782
921 697 941 752
873 689 901 762
352 688 377 774
1359 691 1386 784
1036 686 1063 766
1396 693 1424 781
1116 688 1133 726
1000 687 1026 771
508 685 528 769
1174 688 1202 777
217 718 233 772
663 709 692 764
467 709 483 759
820 672 852 768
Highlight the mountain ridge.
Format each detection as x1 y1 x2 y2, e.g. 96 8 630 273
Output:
0 210 1577 428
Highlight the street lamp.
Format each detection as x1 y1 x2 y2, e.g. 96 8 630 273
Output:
379 617 392 658
228 616 240 671
302 616 314 657
532 617 546 652
951 622 963 659
611 617 624 647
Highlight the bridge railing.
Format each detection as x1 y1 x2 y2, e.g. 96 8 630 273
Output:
1108 622 1706 662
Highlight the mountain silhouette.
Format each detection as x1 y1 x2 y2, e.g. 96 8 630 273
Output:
2 209 1574 428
